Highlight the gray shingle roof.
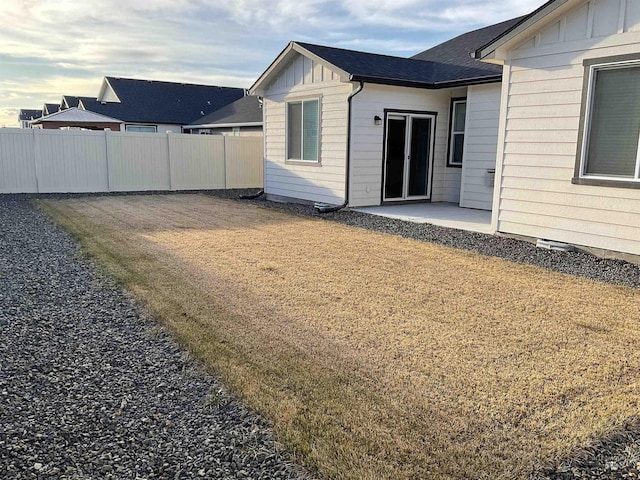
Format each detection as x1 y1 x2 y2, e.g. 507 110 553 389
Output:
293 17 522 89
18 109 43 121
44 103 60 115
188 95 262 126
79 78 245 125
62 96 81 109
411 16 524 81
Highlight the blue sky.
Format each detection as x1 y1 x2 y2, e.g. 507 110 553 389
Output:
0 0 543 127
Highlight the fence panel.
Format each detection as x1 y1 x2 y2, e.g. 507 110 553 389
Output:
107 132 171 191
35 130 108 193
168 134 226 190
224 136 264 188
0 129 37 193
0 129 264 193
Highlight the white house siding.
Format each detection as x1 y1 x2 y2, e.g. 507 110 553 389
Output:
263 53 352 205
496 0 640 255
349 84 463 207
460 83 501 210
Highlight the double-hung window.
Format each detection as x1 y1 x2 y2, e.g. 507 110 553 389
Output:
448 99 466 167
579 59 640 183
287 98 319 162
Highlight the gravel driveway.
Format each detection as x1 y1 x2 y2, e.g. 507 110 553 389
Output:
0 196 307 479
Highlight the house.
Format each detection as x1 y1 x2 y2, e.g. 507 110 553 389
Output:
183 95 263 136
251 1 640 258
75 77 246 133
31 107 123 131
249 18 521 211
18 109 43 128
474 0 640 256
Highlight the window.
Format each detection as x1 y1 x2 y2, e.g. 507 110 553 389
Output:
125 124 157 133
232 127 240 137
580 60 640 183
448 99 466 167
287 98 319 162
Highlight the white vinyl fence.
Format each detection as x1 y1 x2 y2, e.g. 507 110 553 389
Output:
0 128 264 193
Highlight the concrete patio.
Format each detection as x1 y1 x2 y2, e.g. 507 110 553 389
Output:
353 203 493 234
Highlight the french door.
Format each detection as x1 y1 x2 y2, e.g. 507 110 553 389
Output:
383 113 435 201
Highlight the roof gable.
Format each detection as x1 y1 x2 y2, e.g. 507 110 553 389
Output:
509 0 640 55
474 0 584 61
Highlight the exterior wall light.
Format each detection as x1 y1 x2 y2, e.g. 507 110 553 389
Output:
374 115 382 125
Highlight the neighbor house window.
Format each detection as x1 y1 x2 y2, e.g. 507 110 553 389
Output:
125 124 157 133
448 99 466 167
581 61 640 182
287 98 319 162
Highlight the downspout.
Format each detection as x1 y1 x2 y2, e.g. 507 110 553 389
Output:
240 95 265 200
316 80 365 213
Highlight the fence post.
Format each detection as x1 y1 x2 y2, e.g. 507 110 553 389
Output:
33 128 41 193
223 135 228 189
167 133 173 191
104 129 112 192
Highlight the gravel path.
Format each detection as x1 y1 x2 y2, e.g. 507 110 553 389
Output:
207 189 640 289
0 196 308 480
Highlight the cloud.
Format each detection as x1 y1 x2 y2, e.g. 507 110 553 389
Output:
0 0 545 126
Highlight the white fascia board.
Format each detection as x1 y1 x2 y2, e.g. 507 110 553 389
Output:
186 122 263 129
476 0 573 61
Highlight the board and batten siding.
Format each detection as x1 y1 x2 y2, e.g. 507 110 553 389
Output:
263 53 352 205
496 0 640 255
349 84 463 207
460 84 500 210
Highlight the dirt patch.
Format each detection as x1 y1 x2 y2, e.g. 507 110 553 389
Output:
40 194 640 480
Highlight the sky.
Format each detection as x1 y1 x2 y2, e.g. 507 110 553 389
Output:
0 0 544 127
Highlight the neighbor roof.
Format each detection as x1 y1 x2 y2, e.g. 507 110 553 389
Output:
44 103 60 115
32 107 122 125
18 109 43 121
188 95 262 128
80 77 246 125
62 96 81 109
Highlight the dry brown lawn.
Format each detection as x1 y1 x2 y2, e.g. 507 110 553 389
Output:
39 194 640 480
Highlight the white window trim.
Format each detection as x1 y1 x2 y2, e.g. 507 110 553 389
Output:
125 124 158 133
285 97 321 164
448 99 466 167
580 59 640 183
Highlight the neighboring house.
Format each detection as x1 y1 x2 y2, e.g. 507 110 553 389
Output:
76 77 246 133
184 95 263 136
31 107 123 131
18 109 43 128
474 0 640 256
43 103 60 116
250 16 520 209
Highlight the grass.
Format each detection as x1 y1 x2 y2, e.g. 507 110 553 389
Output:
39 193 640 480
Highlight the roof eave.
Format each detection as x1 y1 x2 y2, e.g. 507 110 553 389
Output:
474 0 570 60
350 74 502 90
185 121 263 129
